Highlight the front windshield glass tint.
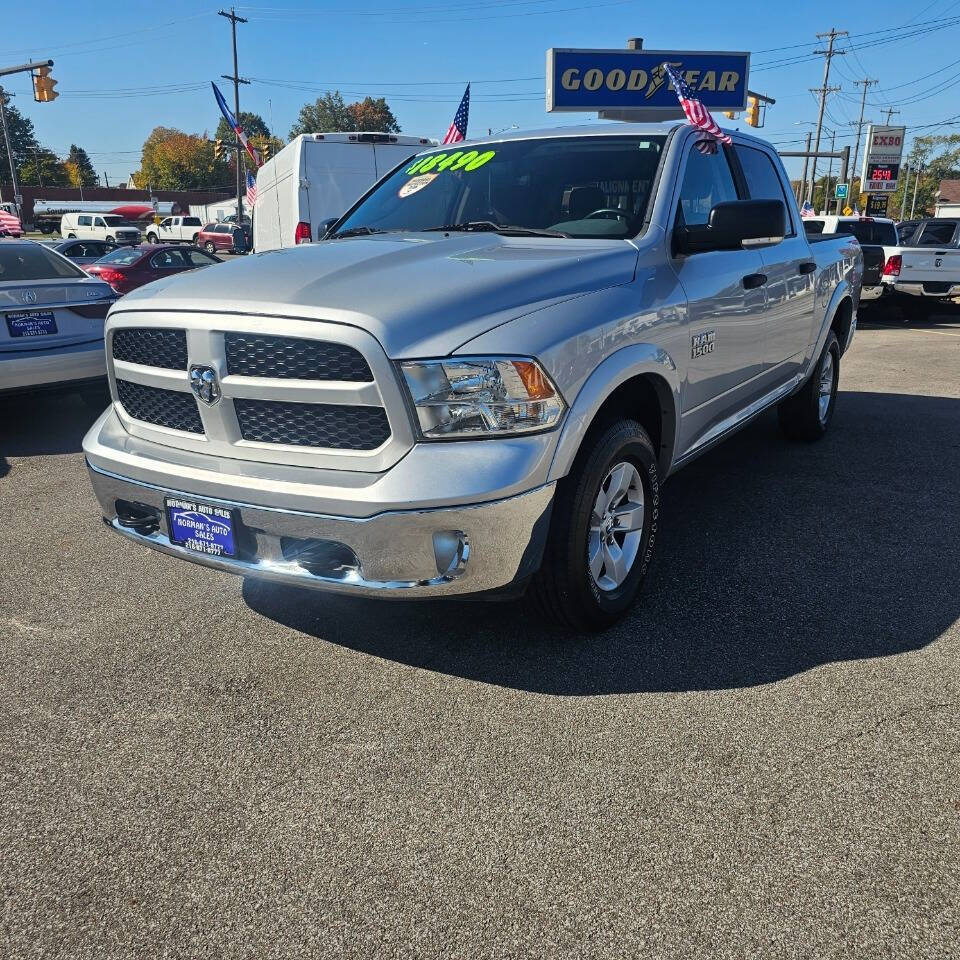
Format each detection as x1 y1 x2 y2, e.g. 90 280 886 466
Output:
335 136 666 240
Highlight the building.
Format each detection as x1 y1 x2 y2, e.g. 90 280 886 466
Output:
934 179 960 217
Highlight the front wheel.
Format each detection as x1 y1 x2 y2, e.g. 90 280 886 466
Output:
528 419 660 631
778 330 840 441
146 233 158 244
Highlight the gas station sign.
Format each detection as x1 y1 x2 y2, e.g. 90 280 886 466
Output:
860 125 906 192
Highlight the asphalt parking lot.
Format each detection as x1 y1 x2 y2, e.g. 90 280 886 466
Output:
1 314 958 959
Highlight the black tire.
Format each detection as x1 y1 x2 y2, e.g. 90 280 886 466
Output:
528 419 660 632
146 233 158 244
67 233 76 239
105 235 114 244
778 330 840 441
191 233 199 243
204 241 216 254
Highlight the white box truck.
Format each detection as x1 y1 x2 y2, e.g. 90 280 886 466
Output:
253 132 434 251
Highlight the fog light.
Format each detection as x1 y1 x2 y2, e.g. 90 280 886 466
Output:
432 530 469 579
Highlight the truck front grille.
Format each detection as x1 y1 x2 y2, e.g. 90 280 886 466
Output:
234 398 389 449
224 333 373 381
116 379 203 434
113 328 188 370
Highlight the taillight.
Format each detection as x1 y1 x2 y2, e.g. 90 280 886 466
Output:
96 268 126 289
294 221 312 244
882 254 901 277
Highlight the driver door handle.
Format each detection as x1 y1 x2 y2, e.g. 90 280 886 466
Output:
742 272 767 289
798 261 817 275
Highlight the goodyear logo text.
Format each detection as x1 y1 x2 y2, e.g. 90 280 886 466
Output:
547 48 750 114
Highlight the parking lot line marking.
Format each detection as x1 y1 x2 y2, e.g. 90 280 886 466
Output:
906 328 960 339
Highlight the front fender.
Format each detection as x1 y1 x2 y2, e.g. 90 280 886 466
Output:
547 343 681 482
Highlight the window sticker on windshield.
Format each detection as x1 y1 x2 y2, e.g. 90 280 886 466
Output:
405 149 497 176
398 173 438 198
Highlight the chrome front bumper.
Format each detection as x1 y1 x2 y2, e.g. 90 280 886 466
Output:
859 284 887 302
87 462 555 598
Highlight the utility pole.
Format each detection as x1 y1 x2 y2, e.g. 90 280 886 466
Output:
103 170 110 188
910 162 923 219
850 78 877 185
798 131 812 201
826 130 837 213
808 28 847 204
218 8 249 223
882 106 901 125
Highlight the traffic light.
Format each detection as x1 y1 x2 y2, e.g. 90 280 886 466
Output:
214 137 225 161
745 96 760 127
261 140 272 163
32 66 58 103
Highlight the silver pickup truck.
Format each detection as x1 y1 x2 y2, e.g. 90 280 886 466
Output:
83 123 862 630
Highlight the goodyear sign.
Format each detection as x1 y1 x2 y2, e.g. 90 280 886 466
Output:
546 48 750 114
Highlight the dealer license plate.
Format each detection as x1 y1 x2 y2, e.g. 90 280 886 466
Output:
5 311 57 338
165 497 236 557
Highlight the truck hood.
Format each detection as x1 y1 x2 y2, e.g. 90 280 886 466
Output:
115 233 639 357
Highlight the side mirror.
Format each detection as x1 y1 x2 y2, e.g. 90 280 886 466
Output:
318 217 340 240
676 199 786 254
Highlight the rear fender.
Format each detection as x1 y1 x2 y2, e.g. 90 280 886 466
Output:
547 343 681 481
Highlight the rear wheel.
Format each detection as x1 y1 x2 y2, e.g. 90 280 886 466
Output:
778 331 840 441
204 241 216 254
191 233 199 243
528 419 660 632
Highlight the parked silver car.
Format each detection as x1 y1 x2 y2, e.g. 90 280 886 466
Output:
0 239 116 402
83 124 862 629
53 238 117 266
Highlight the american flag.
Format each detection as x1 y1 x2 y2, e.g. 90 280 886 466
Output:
211 82 261 167
0 208 23 236
799 200 815 218
246 171 257 208
442 84 470 145
662 63 732 156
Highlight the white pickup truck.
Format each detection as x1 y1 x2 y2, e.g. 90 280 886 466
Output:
883 217 960 318
144 216 205 245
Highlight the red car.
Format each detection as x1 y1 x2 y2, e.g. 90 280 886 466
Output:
85 243 221 295
196 222 249 254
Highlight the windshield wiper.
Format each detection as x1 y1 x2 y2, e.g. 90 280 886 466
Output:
331 226 389 239
424 221 569 238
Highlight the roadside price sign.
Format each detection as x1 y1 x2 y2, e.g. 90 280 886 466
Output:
865 194 890 216
861 125 906 191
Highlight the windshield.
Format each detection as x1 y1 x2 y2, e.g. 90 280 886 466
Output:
96 247 143 265
835 220 898 245
0 244 86 281
334 135 666 240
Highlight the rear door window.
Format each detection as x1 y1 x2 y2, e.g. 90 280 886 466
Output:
915 221 957 246
78 216 92 227
734 144 795 235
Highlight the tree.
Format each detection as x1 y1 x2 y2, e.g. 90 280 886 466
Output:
65 144 97 187
133 126 230 190
289 91 401 137
18 148 68 187
0 91 38 187
348 97 400 134
215 110 272 145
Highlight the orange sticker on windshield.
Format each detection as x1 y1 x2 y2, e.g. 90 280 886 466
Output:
398 173 437 198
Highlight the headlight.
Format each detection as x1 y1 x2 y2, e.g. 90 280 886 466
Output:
400 357 565 439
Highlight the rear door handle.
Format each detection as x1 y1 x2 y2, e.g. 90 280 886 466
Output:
742 272 767 289
798 261 816 275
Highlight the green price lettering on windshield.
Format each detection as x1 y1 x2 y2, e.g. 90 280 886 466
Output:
406 150 496 175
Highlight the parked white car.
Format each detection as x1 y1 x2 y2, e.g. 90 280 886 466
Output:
253 132 435 250
144 216 205 245
60 212 140 246
803 215 898 303
882 217 960 317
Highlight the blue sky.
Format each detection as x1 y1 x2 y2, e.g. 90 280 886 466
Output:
3 0 959 185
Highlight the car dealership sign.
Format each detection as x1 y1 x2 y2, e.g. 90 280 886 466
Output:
546 48 750 116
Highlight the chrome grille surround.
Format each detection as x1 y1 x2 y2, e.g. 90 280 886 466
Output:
105 311 413 473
